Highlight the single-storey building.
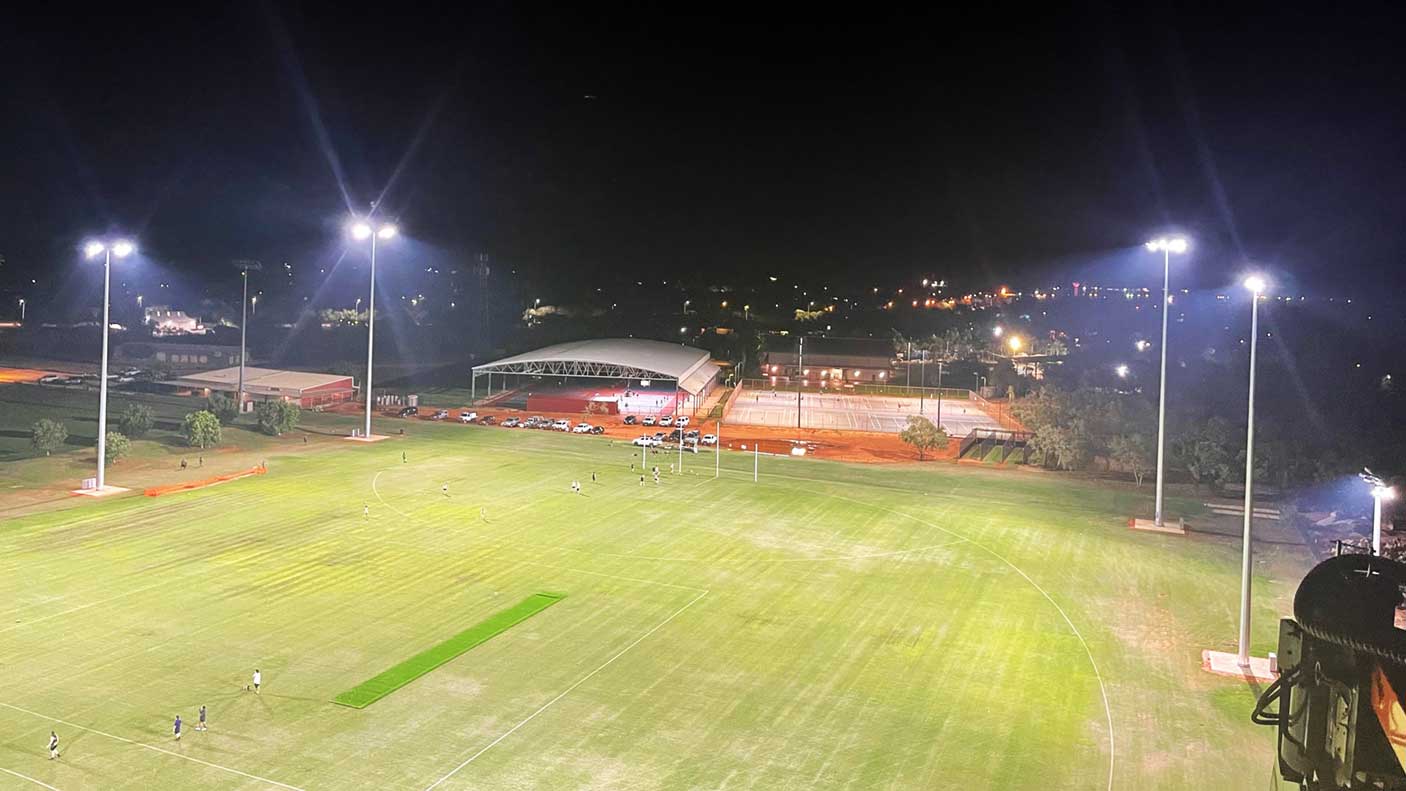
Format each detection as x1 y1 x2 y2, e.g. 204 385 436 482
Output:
171 367 355 409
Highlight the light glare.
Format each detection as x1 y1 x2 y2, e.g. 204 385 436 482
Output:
377 225 398 240
1243 275 1267 294
350 222 373 240
112 240 135 258
84 241 105 259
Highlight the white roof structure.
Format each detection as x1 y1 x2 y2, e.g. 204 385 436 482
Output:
173 367 353 397
474 338 721 395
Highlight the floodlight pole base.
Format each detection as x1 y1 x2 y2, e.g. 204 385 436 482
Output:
1201 649 1277 683
344 434 390 443
1129 517 1185 535
70 485 130 497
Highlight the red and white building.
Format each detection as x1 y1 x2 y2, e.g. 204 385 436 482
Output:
172 366 355 408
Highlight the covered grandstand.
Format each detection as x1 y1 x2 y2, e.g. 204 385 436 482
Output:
470 338 721 417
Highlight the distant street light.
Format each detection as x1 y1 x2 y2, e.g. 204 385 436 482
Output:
1007 336 1023 353
233 260 262 408
348 218 398 439
84 238 136 491
1146 235 1190 528
743 304 750 321
1237 272 1267 668
251 296 257 315
17 298 24 321
992 325 1003 337
136 294 143 309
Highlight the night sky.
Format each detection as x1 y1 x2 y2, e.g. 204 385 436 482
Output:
3 4 1404 298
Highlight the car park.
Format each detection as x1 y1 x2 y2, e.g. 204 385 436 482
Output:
431 409 450 420
573 422 593 433
658 416 673 427
623 415 638 425
677 416 690 427
701 434 718 445
552 419 571 431
642 416 656 426
459 411 478 423
502 417 519 427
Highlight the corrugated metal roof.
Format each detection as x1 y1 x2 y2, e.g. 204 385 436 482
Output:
474 338 720 394
174 367 352 396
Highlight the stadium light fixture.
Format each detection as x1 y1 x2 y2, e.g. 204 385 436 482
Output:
1362 469 1397 554
1115 364 1129 378
1008 336 1022 352
347 217 399 440
83 236 137 491
1236 270 1268 668
992 325 1003 337
1146 235 1190 529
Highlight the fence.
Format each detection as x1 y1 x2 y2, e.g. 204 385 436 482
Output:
738 378 969 400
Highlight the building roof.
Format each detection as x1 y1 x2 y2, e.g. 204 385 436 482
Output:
174 367 353 396
474 338 720 395
766 337 896 367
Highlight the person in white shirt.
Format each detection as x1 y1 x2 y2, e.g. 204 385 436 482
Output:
252 669 261 694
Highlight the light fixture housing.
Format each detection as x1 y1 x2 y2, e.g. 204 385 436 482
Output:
111 240 135 258
84 241 106 259
1243 275 1268 294
377 224 398 240
350 222 373 240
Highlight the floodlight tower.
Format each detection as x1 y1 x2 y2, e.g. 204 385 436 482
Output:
84 238 136 490
1237 273 1267 668
1362 469 1397 554
233 260 262 410
349 219 398 439
1145 236 1189 527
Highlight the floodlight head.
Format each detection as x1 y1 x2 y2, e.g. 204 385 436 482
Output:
377 224 398 240
1145 240 1161 252
1373 485 1396 502
111 240 135 258
350 222 373 240
1243 275 1268 294
1115 364 1130 378
1008 336 1022 352
84 241 106 259
1167 237 1189 254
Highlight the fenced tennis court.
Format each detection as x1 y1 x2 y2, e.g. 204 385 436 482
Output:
728 383 1002 435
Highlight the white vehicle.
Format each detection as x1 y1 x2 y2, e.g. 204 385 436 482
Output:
573 422 593 433
676 416 690 427
642 416 656 426
701 434 717 446
632 435 652 447
459 411 478 423
552 419 571 431
38 375 65 384
658 416 673 427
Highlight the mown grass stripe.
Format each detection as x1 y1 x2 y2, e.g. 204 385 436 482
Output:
332 592 565 708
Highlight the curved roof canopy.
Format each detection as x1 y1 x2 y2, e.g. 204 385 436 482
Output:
473 338 720 395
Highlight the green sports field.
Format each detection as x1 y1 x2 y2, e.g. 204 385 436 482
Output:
0 408 1305 790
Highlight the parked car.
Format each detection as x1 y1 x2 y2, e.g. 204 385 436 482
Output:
677 416 690 427
642 416 656 426
480 415 496 425
431 409 450 420
120 368 144 378
685 430 700 440
701 434 718 446
590 425 605 434
552 419 571 431
38 375 65 384
117 376 136 384
63 377 85 386
459 411 478 423
623 415 638 425
658 416 673 427
502 417 520 427
633 435 652 447
573 422 593 434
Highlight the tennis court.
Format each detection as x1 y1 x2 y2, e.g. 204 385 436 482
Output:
728 387 1002 435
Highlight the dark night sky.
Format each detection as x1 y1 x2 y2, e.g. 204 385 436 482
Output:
2 4 1404 298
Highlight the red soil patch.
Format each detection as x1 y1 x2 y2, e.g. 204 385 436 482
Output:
144 466 266 496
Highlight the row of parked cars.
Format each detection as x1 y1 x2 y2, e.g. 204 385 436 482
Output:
398 407 609 434
622 414 690 428
632 428 717 448
39 368 147 386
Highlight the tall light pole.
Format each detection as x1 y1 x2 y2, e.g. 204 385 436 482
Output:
18 298 24 321
1237 274 1267 668
1362 469 1396 554
1146 236 1190 526
796 335 805 429
349 219 398 439
84 238 135 491
233 261 262 411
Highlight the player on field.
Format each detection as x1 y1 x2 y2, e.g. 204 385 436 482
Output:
252 668 261 694
48 731 59 759
442 483 449 497
197 704 207 731
173 714 182 741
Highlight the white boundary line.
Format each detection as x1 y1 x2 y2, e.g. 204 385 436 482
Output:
0 702 305 791
0 766 63 790
421 589 708 791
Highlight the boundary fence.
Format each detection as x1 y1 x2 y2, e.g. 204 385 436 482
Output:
738 379 969 400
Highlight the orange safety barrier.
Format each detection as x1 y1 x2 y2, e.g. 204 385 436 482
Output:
144 465 266 497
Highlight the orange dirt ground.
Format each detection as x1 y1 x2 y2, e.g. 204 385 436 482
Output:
0 367 53 383
326 402 956 464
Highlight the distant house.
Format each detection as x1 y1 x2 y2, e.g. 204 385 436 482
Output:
144 306 206 335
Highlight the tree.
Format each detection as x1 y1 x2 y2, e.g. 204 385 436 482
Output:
1109 433 1154 485
899 415 949 460
1176 417 1234 495
118 403 154 438
182 410 222 449
207 392 239 424
30 418 68 456
104 431 131 465
254 400 301 436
